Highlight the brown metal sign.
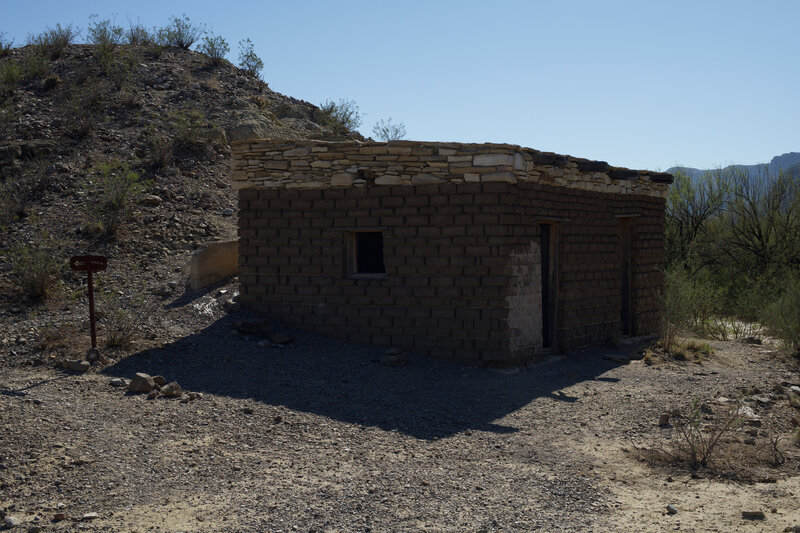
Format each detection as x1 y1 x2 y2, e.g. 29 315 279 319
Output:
70 255 107 272
70 255 107 354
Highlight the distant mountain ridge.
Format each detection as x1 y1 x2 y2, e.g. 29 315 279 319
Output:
668 152 800 180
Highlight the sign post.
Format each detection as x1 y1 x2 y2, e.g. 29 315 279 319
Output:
70 255 107 358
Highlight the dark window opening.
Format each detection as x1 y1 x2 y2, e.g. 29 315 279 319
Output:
348 231 385 275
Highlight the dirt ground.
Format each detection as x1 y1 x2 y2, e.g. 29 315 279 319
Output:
1 306 799 531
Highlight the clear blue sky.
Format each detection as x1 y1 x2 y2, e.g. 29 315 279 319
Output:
4 1 798 171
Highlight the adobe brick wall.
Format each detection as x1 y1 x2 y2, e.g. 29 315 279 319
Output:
238 181 666 364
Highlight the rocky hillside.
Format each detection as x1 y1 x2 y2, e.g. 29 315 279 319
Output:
0 43 361 364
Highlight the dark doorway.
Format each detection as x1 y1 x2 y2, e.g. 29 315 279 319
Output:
619 218 632 336
540 223 558 348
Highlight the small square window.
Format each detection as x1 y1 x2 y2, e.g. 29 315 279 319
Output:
346 231 385 275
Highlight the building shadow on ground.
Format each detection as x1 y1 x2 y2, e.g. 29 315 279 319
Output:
105 313 626 440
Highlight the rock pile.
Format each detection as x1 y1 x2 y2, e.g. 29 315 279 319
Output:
123 372 201 402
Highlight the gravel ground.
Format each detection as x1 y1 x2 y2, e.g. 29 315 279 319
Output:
1 308 799 532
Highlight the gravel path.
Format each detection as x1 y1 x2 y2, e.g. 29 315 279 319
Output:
1 312 799 531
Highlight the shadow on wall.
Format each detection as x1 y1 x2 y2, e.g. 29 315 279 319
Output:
105 314 623 440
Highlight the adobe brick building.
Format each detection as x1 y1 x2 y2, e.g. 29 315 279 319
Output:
231 140 672 365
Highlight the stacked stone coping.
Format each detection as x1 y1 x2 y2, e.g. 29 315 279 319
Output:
230 139 673 198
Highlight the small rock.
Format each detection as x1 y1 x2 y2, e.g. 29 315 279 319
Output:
160 382 183 397
63 360 90 373
146 390 159 400
267 332 293 345
28 525 43 533
784 525 800 532
188 392 201 400
109 378 126 388
242 407 254 415
628 350 646 361
751 395 773 406
790 386 800 394
152 375 167 387
222 208 234 216
658 414 671 427
53 512 66 521
141 194 163 206
81 512 99 521
744 437 757 445
737 405 759 421
4 516 20 528
742 510 765 520
666 504 678 515
380 354 407 367
742 336 762 345
128 373 155 393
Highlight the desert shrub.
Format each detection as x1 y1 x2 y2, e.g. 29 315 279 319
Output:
372 117 407 141
101 292 158 348
171 108 214 156
105 51 135 90
319 98 362 135
199 33 229 66
63 86 104 138
0 160 52 224
125 19 153 45
0 32 14 58
145 41 166 59
87 15 123 51
685 274 726 338
8 234 64 301
28 24 79 59
760 275 800 351
88 16 124 77
659 267 692 353
237 38 263 78
21 53 50 81
666 398 743 470
147 133 174 169
157 14 204 50
93 161 148 236
0 61 22 96
41 74 60 91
